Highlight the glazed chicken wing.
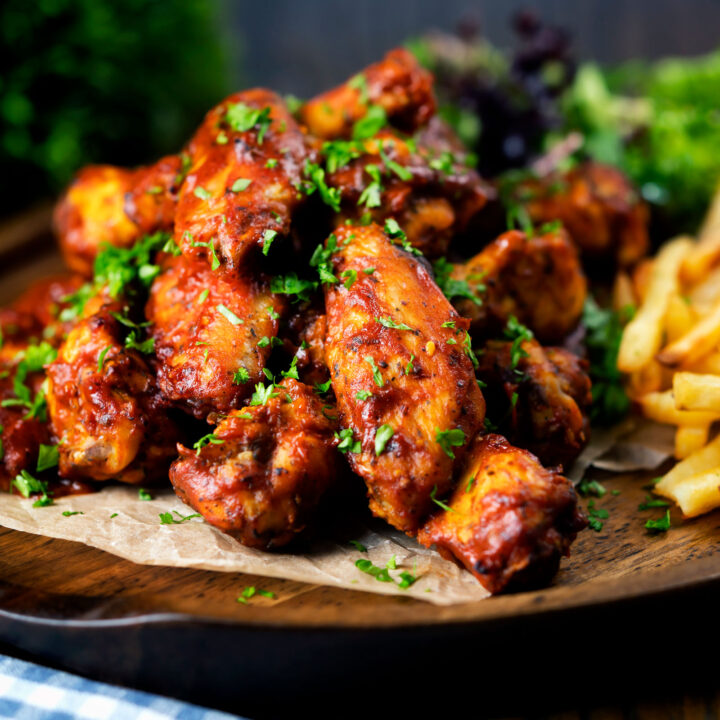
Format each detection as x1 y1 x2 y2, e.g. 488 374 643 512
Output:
46 303 179 483
299 48 435 140
170 379 338 549
450 227 586 343
324 223 485 533
175 89 308 272
477 339 592 469
146 254 285 420
513 161 649 268
54 157 181 276
326 129 488 257
418 434 587 594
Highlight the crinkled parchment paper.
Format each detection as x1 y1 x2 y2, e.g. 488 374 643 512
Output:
0 419 674 606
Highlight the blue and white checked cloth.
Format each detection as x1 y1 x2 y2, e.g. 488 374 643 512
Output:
0 654 247 720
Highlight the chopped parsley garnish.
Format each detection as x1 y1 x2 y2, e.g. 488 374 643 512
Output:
250 383 280 406
582 296 634 425
352 104 387 140
435 427 466 459
262 229 277 256
0 341 57 421
587 500 608 532
138 488 153 501
192 433 225 455
217 304 244 326
375 316 413 331
465 476 475 493
36 444 59 473
257 336 282 349
358 164 383 208
463 333 479 369
379 142 412 181
97 344 113 371
302 161 341 211
430 484 455 513
363 267 376 275
374 424 394 456
335 427 361 454
356 389 372 401
197 289 209 304
225 103 272 144
265 158 278 169
321 139 366 174
309 235 340 285
349 540 367 552
442 320 456 328
191 239 221 271
236 586 276 604
124 330 155 355
645 510 671 533
270 273 318 303
504 316 534 372
355 558 393 582
341 269 357 289
62 511 84 517
12 469 53 507
364 356 384 387
348 72 369 104
233 367 251 384
193 186 212 201
638 495 671 511
159 510 202 524
231 178 252 192
432 257 482 305
281 356 300 381
578 479 607 498
314 379 332 395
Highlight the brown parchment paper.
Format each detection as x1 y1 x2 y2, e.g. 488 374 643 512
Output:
0 419 673 606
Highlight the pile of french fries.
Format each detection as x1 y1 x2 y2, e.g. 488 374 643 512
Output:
617 185 720 518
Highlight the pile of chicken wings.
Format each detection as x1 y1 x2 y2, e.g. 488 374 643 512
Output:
0 49 650 593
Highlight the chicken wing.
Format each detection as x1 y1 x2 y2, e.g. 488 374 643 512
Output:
325 129 488 257
450 227 586 343
477 339 591 469
175 89 308 272
54 157 181 276
324 223 485 533
146 254 285 420
299 48 435 140
170 379 338 549
46 303 179 483
511 161 649 268
418 434 587 594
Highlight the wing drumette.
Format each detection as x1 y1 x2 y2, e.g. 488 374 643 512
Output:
418 434 587 594
449 227 586 344
170 379 338 549
174 89 309 272
299 48 435 140
324 223 485 533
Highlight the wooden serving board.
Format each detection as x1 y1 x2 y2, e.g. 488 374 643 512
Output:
1 208 720 717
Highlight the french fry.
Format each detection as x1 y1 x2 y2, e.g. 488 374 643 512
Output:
664 295 696 344
618 237 692 373
663 469 720 517
674 425 710 459
655 434 720 496
673 372 720 412
626 361 665 398
681 185 720 284
631 258 654 304
656 295 720 367
637 390 720 427
686 265 720 315
683 352 720 375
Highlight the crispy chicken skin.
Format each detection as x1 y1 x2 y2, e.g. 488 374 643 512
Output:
146 254 285 420
517 161 649 268
284 307 330 388
476 339 592 469
54 158 180 276
327 129 488 257
175 89 308 272
299 48 435 140
418 434 587 594
170 379 338 549
46 303 179 483
451 228 586 343
324 223 485 533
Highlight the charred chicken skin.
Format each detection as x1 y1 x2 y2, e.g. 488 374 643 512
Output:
513 161 649 268
46 303 179 484
476 339 592 469
54 157 181 276
450 227 587 344
418 434 587 594
324 223 485 533
175 89 308 272
146 254 285 420
299 48 436 140
170 379 338 549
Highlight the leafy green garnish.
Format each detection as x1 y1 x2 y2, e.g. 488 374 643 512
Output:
432 258 482 305
429 484 455 513
270 273 318 303
12 469 53 507
335 428 361 454
159 510 202 524
192 433 224 455
374 424 394 456
645 509 671 533
225 103 272 144
216 304 244 326
364 356 384 387
36 444 59 473
375 316 413 331
435 427 466 459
